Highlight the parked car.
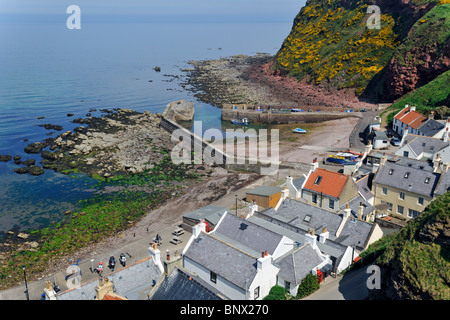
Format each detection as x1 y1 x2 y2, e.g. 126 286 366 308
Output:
391 137 401 146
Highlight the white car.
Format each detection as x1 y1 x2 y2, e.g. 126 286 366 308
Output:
391 137 401 146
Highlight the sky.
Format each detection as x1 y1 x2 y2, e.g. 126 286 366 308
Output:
0 0 307 22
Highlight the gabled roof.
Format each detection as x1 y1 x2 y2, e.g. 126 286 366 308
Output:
401 134 449 157
417 118 445 137
183 232 258 290
356 174 374 201
150 267 226 300
260 199 374 250
435 171 450 197
213 213 283 257
274 243 324 286
373 158 440 197
183 205 227 225
303 168 348 198
246 186 282 197
394 107 427 129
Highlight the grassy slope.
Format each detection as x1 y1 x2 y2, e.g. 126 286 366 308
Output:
360 192 450 299
275 0 449 102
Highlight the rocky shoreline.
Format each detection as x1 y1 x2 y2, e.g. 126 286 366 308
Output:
1 108 177 178
181 54 377 109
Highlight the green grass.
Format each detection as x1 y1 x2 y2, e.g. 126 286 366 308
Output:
0 154 200 289
357 192 450 299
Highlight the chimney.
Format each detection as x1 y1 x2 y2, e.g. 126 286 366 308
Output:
357 202 364 221
364 141 372 155
95 277 114 300
247 201 258 218
149 242 164 274
311 158 319 172
433 154 442 173
430 111 435 120
410 106 416 111
192 221 207 238
43 280 57 300
403 125 409 139
304 228 317 249
257 250 271 272
443 162 449 173
336 204 351 237
380 153 388 167
318 227 329 244
281 185 289 200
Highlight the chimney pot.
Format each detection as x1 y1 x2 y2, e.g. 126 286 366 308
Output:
261 251 265 258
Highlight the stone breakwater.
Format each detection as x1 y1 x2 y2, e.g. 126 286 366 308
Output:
11 109 176 178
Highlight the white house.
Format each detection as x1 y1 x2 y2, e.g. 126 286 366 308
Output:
181 212 329 299
396 133 449 161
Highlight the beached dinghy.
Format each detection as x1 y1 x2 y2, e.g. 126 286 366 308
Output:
292 128 307 133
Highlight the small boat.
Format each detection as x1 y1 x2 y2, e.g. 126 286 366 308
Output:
292 128 307 133
231 117 249 125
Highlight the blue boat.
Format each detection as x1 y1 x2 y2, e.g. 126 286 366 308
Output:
231 117 249 125
292 128 307 133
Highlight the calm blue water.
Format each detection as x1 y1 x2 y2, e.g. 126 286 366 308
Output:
0 20 291 232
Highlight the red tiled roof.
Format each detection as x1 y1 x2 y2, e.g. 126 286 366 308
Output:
394 107 427 129
303 168 348 198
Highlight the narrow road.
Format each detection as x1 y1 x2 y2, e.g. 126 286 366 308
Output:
303 267 370 300
349 111 379 152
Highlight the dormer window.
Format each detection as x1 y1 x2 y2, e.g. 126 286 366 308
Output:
388 169 394 175
314 176 323 185
404 172 410 179
425 177 430 184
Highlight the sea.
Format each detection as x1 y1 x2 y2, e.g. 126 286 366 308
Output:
0 17 292 232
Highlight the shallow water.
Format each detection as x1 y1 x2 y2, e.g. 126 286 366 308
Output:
0 20 292 232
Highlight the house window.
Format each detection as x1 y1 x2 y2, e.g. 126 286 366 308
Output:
314 176 323 185
388 169 394 175
403 151 409 157
329 199 335 210
254 286 260 300
399 192 405 200
284 281 291 291
408 209 420 218
404 172 410 179
210 271 217 283
303 215 312 223
418 197 424 205
424 177 430 184
397 205 404 215
382 187 388 195
312 193 318 204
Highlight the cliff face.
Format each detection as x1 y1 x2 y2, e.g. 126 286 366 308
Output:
274 0 450 104
373 192 450 300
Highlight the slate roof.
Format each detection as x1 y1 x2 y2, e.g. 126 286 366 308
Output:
303 168 349 199
274 243 324 286
401 134 449 157
260 199 374 249
213 213 283 256
246 186 282 197
417 118 445 137
373 158 441 197
183 232 258 290
435 171 450 197
356 174 374 201
373 130 388 141
57 257 162 300
150 267 225 300
183 205 227 225
395 107 427 129
340 195 375 220
293 176 306 190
